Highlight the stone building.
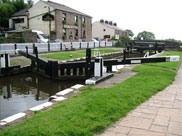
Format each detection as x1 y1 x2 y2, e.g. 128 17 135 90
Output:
9 8 29 30
9 0 92 42
92 20 128 40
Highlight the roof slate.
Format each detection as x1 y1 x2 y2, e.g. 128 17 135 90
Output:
43 1 92 18
12 8 29 17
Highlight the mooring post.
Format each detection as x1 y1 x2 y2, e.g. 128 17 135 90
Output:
94 42 95 48
33 43 35 54
85 48 91 78
25 46 28 57
5 53 10 68
34 47 39 72
14 44 17 55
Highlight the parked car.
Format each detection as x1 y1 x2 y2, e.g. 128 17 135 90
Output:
92 38 99 42
32 30 48 43
49 39 63 43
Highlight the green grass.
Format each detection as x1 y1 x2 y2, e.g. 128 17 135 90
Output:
40 48 119 60
0 52 180 136
144 51 182 70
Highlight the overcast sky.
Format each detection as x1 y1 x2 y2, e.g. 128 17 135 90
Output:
31 0 182 40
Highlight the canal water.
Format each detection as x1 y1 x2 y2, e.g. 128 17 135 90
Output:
0 73 83 120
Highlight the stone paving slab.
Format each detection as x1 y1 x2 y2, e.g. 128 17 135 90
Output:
95 62 182 136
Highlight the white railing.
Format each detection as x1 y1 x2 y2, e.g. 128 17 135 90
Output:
0 41 115 55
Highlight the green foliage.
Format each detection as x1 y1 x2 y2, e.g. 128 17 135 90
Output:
137 31 155 40
82 23 86 27
125 29 134 37
114 36 130 47
7 34 18 38
19 37 26 43
0 37 5 43
62 20 67 25
165 38 182 43
111 35 116 40
0 52 178 136
62 35 67 40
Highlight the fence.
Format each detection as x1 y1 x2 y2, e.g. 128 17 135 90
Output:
0 41 114 55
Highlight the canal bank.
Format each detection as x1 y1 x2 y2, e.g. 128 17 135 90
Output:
0 51 180 135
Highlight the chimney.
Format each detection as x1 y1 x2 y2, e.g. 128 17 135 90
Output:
109 21 113 25
105 20 109 24
113 23 117 26
100 19 104 23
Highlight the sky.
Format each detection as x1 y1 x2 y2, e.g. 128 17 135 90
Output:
30 0 182 40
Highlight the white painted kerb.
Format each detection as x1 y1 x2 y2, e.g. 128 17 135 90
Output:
0 112 26 126
56 88 73 96
29 102 53 111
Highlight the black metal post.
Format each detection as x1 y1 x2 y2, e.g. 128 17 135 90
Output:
48 41 50 52
14 44 17 55
85 48 91 78
26 46 28 57
60 42 62 51
80 42 81 49
5 54 9 68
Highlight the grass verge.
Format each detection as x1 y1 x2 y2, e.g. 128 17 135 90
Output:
0 52 180 136
40 48 119 60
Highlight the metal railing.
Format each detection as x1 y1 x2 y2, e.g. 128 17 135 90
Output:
0 41 115 55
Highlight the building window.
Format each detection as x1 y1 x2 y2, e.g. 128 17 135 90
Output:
62 13 66 21
82 17 85 23
75 29 78 37
69 35 73 39
13 18 24 23
63 28 66 35
83 30 86 38
75 16 78 23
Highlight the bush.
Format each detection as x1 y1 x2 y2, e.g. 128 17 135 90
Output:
115 40 124 47
19 37 26 43
8 34 19 38
0 37 5 43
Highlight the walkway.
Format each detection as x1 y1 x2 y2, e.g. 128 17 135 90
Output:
96 63 182 136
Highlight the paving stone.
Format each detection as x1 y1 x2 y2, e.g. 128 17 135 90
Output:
95 131 127 136
167 122 182 135
119 116 153 129
150 125 167 133
128 128 165 136
107 126 130 134
140 113 156 119
173 100 182 109
153 115 170 126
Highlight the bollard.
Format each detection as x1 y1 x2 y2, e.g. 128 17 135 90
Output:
1 53 10 68
94 57 103 77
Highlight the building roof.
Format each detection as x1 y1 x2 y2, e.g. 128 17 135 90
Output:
11 8 29 17
95 21 124 31
43 0 92 18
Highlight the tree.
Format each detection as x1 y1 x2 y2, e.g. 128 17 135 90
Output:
137 31 155 40
125 29 134 38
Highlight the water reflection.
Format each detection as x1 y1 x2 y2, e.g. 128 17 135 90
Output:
0 73 83 120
